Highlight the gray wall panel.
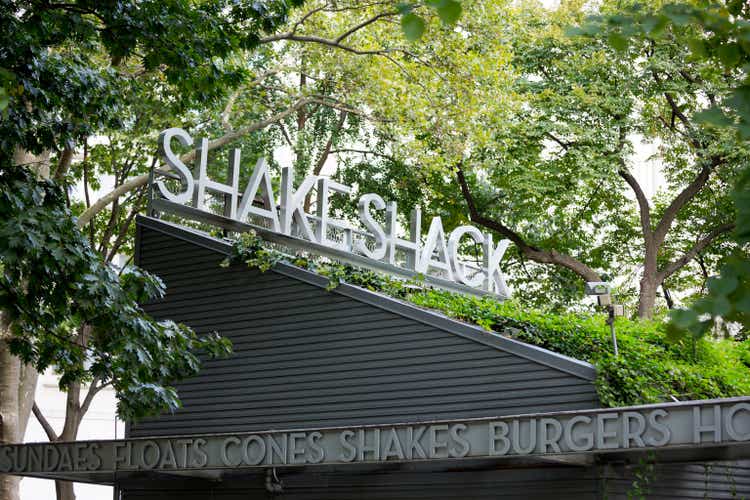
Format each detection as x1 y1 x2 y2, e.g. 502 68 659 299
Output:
120 461 750 500
129 223 599 438
602 461 750 499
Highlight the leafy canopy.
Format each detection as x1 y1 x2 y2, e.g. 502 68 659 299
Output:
0 0 308 420
0 0 304 158
0 168 231 420
577 1 750 336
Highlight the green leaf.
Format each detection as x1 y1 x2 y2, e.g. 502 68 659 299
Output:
669 308 699 329
642 15 669 36
607 33 628 52
436 0 462 25
728 0 744 16
0 90 8 112
564 26 587 37
734 290 750 313
718 43 742 67
396 2 414 15
663 5 695 26
687 38 708 58
711 295 733 316
693 107 733 127
708 275 739 296
401 13 426 42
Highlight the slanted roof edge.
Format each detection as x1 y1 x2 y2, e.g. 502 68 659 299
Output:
136 215 597 381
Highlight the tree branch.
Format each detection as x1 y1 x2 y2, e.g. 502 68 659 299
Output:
544 132 571 151
618 169 652 241
260 10 398 54
652 156 721 246
290 4 327 34
32 402 58 442
658 222 735 280
313 110 347 176
79 377 107 419
277 123 294 147
106 189 146 263
53 146 75 182
330 148 397 161
260 33 393 55
334 11 398 43
456 165 601 282
652 69 701 149
221 69 281 131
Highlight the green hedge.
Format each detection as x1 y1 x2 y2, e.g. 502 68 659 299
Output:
409 290 750 407
228 234 750 408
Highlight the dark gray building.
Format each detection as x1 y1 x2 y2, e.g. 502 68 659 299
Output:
125 217 750 499
2 216 749 499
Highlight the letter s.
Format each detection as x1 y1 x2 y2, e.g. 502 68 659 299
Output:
339 430 356 462
354 194 387 260
646 409 671 447
156 127 195 204
449 424 470 458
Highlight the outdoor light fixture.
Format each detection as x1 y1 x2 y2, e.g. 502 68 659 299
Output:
584 282 611 296
585 281 621 356
265 468 283 493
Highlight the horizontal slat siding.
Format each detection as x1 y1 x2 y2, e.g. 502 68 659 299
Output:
122 467 599 500
602 461 750 498
120 461 750 499
129 224 598 437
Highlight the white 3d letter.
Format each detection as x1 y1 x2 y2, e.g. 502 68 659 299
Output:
156 128 195 204
355 193 387 260
192 141 240 217
385 204 421 269
417 217 453 280
483 234 510 296
316 178 352 250
237 158 280 231
279 166 317 241
448 226 485 287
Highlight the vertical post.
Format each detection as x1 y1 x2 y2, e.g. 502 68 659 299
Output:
146 160 156 217
606 305 619 356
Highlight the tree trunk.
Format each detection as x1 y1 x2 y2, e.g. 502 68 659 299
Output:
638 275 659 319
51 377 85 500
56 479 75 500
1 150 50 500
0 314 21 500
0 475 20 500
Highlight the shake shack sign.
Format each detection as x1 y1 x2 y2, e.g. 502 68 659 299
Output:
3 400 749 475
152 128 510 297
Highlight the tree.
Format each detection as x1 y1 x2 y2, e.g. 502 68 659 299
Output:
475 1 742 318
583 1 750 336
0 2 304 499
319 0 742 319
76 0 741 322
0 168 232 499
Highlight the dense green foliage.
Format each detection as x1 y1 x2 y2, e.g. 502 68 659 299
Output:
0 168 231 419
410 291 750 407
228 233 750 407
0 0 303 158
0 0 305 431
579 1 750 339
3 0 746 424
